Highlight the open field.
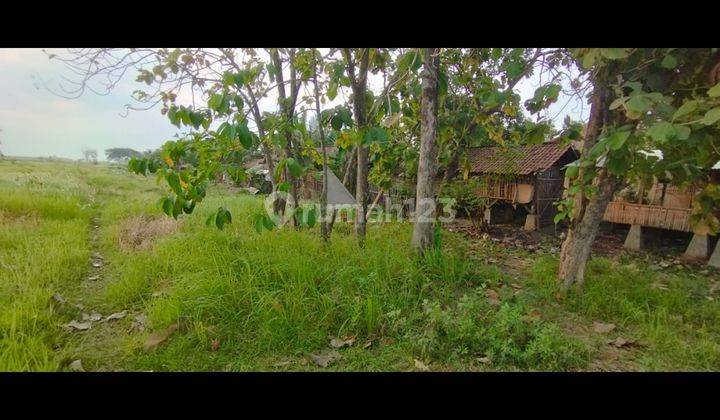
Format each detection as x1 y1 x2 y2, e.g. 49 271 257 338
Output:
2 159 720 371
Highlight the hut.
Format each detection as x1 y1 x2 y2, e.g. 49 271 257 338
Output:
602 152 720 262
466 140 578 230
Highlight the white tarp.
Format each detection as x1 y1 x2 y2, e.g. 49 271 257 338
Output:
325 169 357 205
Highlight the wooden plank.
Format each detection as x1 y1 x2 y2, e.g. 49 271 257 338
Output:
603 201 691 232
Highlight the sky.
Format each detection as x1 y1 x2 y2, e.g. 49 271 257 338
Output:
0 48 587 161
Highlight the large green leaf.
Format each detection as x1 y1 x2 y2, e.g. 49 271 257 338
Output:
701 108 720 125
286 157 302 178
660 54 677 69
709 83 720 98
673 100 698 120
600 48 631 60
237 123 253 149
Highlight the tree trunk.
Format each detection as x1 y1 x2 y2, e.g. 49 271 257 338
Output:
558 170 621 289
412 48 441 254
312 52 330 242
343 48 370 247
557 74 621 289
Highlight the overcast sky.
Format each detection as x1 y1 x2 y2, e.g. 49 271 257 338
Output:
0 48 587 160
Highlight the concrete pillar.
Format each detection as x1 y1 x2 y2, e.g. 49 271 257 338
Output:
708 241 720 268
623 224 644 250
683 233 710 260
483 207 492 225
524 214 538 231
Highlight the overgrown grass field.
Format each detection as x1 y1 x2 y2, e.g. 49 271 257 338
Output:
2 159 720 371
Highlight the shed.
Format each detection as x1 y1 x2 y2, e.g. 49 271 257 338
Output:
466 140 578 230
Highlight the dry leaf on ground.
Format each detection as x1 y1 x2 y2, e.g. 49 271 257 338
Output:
607 337 636 348
486 289 501 306
69 359 85 372
105 311 127 322
593 321 616 334
329 335 356 349
144 322 179 352
210 339 220 352
414 358 431 372
63 320 92 331
310 350 341 368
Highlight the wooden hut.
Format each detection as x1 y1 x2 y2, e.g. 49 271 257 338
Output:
601 152 720 263
466 140 578 230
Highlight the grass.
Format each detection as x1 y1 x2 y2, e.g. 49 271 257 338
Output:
2 158 720 371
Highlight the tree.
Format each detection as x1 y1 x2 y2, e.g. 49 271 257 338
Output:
82 148 98 164
556 48 720 290
105 147 142 162
412 48 441 254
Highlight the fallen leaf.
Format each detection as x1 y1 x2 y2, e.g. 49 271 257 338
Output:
51 293 66 305
510 283 523 290
310 350 341 368
131 314 147 332
105 311 127 322
486 289 501 306
329 335 356 349
593 321 616 334
709 282 720 294
363 340 373 349
477 356 491 364
63 320 92 331
651 281 669 291
210 339 220 352
81 312 102 322
69 359 85 372
414 358 430 372
91 260 103 268
273 360 292 368
144 322 179 352
528 309 542 319
607 337 636 348
87 274 100 281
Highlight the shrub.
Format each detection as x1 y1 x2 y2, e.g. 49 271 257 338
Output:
412 288 588 370
441 178 485 218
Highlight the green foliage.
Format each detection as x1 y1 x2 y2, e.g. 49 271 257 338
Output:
413 289 588 370
441 178 485 217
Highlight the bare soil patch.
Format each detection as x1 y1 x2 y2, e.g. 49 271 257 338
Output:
118 215 179 251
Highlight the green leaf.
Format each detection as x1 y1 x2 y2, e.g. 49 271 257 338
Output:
286 157 302 178
253 214 264 233
660 54 677 69
673 100 698 120
305 206 317 228
208 93 223 111
277 182 290 192
166 171 182 194
262 214 275 230
646 122 675 143
708 83 720 98
564 162 580 179
331 114 343 130
237 124 253 149
161 196 174 217
327 81 338 101
609 97 625 110
606 130 631 151
600 48 631 60
701 108 720 125
206 212 216 227
624 95 649 119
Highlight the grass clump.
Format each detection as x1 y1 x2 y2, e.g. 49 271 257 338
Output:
411 288 588 371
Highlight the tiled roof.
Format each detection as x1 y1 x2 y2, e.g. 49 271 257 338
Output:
467 141 574 175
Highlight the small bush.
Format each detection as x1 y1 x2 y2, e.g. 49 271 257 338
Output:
412 288 588 371
441 178 485 218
